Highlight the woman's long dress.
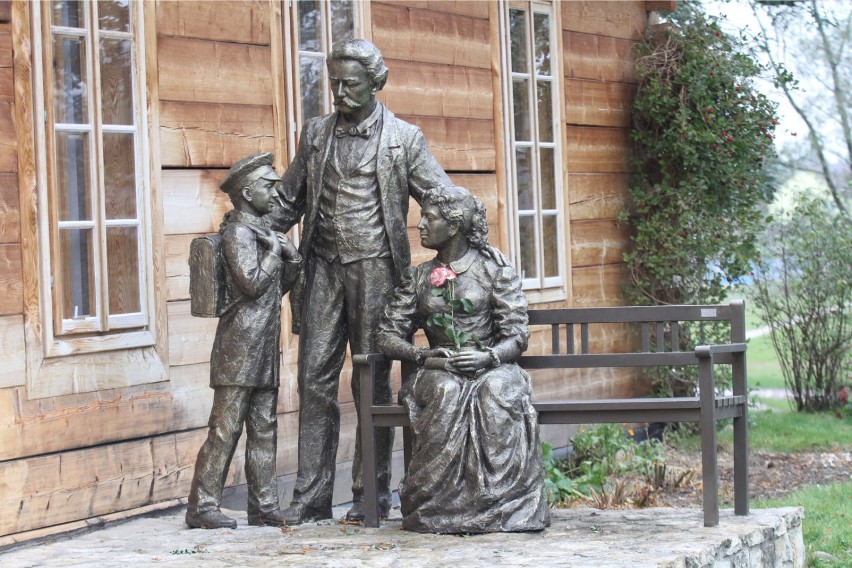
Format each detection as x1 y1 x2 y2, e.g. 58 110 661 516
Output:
376 249 551 533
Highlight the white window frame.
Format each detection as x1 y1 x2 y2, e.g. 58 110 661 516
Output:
31 0 156 357
282 0 366 161
499 0 566 296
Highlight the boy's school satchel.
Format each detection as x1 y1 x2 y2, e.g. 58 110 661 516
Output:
189 233 228 318
188 224 267 318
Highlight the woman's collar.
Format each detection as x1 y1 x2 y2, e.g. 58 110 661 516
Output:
446 248 478 274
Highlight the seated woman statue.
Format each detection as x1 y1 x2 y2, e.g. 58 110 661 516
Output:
375 185 551 534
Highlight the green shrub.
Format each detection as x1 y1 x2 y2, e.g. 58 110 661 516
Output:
623 5 777 397
750 198 852 411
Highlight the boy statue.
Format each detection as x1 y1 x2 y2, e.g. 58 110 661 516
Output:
186 152 302 529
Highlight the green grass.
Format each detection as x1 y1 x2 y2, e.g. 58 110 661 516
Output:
748 407 852 452
756 482 852 568
747 333 786 390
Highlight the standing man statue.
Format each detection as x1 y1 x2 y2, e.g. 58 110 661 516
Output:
272 39 451 524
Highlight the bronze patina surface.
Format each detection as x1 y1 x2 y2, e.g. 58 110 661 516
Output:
186 153 301 529
376 186 551 533
270 39 451 523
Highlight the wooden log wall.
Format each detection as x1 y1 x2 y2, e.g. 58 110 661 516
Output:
0 0 662 540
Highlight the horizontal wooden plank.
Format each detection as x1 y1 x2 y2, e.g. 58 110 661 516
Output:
565 79 635 127
564 31 637 84
568 173 630 221
0 242 22 315
0 429 205 535
561 1 647 41
646 1 678 13
28 346 169 400
372 2 490 69
0 172 19 243
156 0 270 45
566 126 632 174
381 59 492 120
572 263 628 307
159 101 275 168
162 169 231 236
405 173 498 228
167 300 219 367
0 31 11 67
0 101 16 172
0 67 12 102
570 219 631 267
527 366 645 401
376 0 490 19
157 37 272 106
0 315 24 388
401 115 495 172
165 233 195 302
0 374 212 462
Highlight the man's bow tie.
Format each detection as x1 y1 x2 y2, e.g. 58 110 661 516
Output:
334 125 370 138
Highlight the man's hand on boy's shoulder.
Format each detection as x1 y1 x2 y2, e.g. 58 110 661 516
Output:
276 233 300 261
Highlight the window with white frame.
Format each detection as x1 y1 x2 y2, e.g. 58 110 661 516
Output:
38 0 150 339
501 1 565 292
288 0 360 127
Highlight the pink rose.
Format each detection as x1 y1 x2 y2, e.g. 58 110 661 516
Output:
430 267 457 287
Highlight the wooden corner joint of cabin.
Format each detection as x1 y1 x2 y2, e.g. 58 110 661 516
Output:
354 303 749 529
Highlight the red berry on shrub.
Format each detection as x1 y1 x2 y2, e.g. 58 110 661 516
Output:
715 31 721 37
726 136 734 142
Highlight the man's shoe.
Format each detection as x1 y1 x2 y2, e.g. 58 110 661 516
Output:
345 501 389 522
247 508 288 527
280 504 331 526
185 509 237 529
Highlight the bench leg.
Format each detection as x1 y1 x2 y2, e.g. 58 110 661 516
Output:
733 351 749 516
358 361 380 528
699 355 719 527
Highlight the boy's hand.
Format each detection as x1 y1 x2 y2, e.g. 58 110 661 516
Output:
276 233 299 260
257 229 283 257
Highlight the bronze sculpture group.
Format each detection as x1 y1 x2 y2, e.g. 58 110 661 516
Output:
187 39 550 534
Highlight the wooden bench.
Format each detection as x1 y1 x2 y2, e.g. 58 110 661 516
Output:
354 302 749 529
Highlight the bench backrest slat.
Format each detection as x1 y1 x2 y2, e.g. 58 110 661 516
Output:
527 305 736 325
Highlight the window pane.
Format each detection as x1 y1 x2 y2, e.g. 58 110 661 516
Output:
542 215 559 278
98 0 130 32
518 216 537 280
103 132 136 219
53 35 88 124
59 228 96 319
106 227 141 315
330 0 355 43
540 147 556 209
53 1 85 28
509 9 528 74
537 81 553 142
515 147 533 210
533 12 551 76
99 38 134 125
298 0 322 52
300 56 323 123
512 78 531 141
56 131 92 221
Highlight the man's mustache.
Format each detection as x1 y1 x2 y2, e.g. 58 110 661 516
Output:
333 97 361 109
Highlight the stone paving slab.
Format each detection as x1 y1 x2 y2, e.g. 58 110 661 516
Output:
1 506 803 568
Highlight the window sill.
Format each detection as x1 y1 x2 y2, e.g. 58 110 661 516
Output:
523 287 567 305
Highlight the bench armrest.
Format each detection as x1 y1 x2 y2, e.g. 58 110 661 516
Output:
352 353 388 366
